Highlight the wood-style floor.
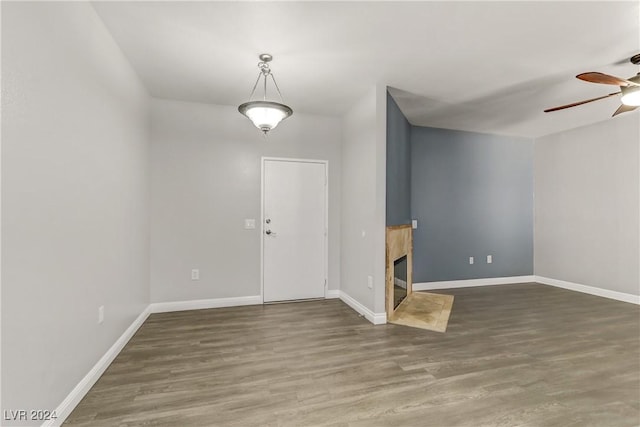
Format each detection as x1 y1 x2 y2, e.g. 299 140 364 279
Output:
65 284 640 427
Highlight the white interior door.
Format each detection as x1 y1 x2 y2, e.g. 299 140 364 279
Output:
263 158 327 302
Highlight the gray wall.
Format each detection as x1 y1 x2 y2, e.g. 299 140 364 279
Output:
2 3 150 422
386 91 412 226
150 98 342 302
535 114 639 296
411 127 534 282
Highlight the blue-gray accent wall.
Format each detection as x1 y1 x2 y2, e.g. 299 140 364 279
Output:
410 127 534 282
386 91 412 226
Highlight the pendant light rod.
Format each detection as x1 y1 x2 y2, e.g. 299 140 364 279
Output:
270 74 285 103
248 73 262 101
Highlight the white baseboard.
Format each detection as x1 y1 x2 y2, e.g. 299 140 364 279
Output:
149 295 262 313
535 276 640 305
44 307 150 427
325 289 340 299
413 275 535 291
338 291 386 325
371 311 387 325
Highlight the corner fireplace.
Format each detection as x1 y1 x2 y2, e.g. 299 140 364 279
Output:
385 224 413 319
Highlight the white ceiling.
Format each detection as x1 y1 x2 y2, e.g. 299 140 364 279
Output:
92 1 640 138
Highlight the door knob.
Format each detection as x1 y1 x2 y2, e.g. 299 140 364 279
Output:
265 229 272 235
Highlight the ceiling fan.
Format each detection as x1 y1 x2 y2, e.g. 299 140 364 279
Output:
544 53 640 117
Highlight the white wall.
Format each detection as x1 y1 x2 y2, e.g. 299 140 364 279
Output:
535 113 640 296
373 85 388 314
341 86 387 315
150 98 341 303
1 2 150 424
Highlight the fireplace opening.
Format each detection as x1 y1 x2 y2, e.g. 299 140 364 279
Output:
393 255 408 308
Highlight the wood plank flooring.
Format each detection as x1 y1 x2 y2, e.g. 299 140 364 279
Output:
65 284 640 426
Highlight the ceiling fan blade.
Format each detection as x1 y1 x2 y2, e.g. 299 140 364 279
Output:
577 72 640 87
612 104 638 117
544 92 620 113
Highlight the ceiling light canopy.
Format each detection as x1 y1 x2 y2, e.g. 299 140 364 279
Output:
238 54 293 135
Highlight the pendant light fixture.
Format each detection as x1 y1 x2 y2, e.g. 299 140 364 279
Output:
238 54 293 135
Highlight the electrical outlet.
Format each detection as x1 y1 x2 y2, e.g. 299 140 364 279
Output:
367 275 373 289
487 255 493 264
98 306 104 324
469 256 474 265
191 269 200 280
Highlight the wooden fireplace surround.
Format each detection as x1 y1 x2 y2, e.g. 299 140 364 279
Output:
385 224 413 320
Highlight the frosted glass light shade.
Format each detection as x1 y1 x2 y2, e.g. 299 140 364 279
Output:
621 86 640 107
238 101 293 133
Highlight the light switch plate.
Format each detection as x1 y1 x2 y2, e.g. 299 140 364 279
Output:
244 219 256 229
412 219 418 229
469 257 474 265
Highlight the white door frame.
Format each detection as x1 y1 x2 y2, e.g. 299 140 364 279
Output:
260 157 329 303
